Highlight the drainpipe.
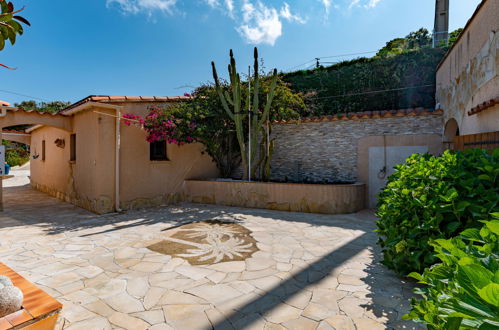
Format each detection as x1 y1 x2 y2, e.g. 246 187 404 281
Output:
75 102 123 212
115 108 122 212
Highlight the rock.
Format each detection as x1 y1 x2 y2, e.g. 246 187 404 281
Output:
0 275 12 287
0 286 23 317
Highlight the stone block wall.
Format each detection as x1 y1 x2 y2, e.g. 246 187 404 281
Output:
270 113 443 183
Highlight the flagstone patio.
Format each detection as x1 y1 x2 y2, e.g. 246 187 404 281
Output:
0 171 422 329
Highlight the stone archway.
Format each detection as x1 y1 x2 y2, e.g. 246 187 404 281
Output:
444 118 459 149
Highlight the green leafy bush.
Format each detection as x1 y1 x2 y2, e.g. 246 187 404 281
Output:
404 216 499 329
376 149 499 275
5 147 29 167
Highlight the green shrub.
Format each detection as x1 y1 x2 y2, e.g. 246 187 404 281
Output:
404 216 499 329
376 149 499 275
5 147 29 167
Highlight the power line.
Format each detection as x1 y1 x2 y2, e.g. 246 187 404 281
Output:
286 50 378 72
312 84 435 100
0 89 49 102
318 50 377 59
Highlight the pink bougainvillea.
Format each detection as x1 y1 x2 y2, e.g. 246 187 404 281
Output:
122 106 197 146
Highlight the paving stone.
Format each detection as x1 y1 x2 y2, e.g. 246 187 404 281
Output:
64 316 112 330
129 261 163 273
246 257 276 271
302 302 336 321
148 324 174 330
132 310 165 325
353 317 386 330
282 316 319 330
338 274 366 286
113 247 137 259
161 258 186 272
175 265 215 280
57 281 85 295
109 312 150 330
338 297 368 318
84 300 116 318
283 290 313 310
229 281 256 294
60 301 97 324
276 263 293 272
76 265 103 279
262 304 303 324
186 284 243 305
162 304 211 329
105 292 145 313
158 290 208 305
316 320 335 330
88 279 127 299
324 315 356 330
207 271 226 284
204 308 235 330
126 277 149 298
229 312 267 330
144 287 167 309
148 272 178 286
206 261 246 273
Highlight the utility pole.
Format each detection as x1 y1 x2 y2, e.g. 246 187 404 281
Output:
316 58 320 68
433 0 449 47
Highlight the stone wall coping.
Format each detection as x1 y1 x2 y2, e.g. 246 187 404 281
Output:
273 108 443 124
186 179 366 187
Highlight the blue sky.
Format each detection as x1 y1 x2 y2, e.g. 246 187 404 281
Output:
0 0 481 104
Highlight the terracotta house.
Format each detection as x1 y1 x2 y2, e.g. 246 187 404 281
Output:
18 96 218 214
437 0 498 145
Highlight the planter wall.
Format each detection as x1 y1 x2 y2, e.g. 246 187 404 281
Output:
0 263 62 330
184 180 365 214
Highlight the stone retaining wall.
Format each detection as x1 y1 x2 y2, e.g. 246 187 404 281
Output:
270 113 443 183
184 180 365 214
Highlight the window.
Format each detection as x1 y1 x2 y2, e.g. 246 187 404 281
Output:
42 140 46 161
150 141 168 161
70 134 76 161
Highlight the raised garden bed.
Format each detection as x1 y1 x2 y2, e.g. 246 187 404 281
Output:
0 263 62 330
184 180 365 214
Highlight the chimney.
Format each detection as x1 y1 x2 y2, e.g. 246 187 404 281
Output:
433 0 450 47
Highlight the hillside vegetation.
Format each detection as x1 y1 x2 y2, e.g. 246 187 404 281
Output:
283 28 459 116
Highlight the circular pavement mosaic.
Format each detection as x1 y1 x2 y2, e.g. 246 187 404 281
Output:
147 220 259 265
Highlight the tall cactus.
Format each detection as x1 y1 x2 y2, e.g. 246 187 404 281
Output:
212 48 278 180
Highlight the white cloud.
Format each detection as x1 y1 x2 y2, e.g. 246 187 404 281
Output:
365 0 382 8
224 0 235 14
321 0 332 15
106 0 306 45
349 0 383 9
204 0 219 7
238 1 282 45
280 2 306 24
106 0 177 15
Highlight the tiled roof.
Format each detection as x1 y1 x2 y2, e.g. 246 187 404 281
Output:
2 129 30 134
11 108 66 116
273 108 443 124
0 100 11 106
468 97 499 116
61 95 190 114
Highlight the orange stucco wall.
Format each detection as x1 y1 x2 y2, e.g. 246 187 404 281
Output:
30 126 72 198
117 102 219 210
29 102 219 213
436 0 499 135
